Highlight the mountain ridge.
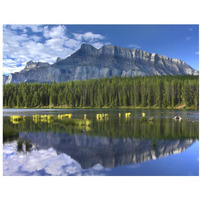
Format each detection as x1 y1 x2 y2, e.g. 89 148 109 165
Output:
5 43 199 84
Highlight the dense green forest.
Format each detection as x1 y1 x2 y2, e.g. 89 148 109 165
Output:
3 75 199 109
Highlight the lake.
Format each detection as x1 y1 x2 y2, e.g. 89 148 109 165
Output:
3 108 199 176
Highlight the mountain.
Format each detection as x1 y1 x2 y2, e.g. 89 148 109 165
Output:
3 75 8 84
5 43 199 84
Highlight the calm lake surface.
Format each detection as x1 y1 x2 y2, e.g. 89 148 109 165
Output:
3 108 199 176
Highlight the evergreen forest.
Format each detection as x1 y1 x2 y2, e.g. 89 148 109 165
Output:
3 75 199 109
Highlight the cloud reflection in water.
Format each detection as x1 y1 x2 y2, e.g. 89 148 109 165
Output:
3 142 109 176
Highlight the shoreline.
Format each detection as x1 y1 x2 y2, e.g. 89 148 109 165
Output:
3 106 198 110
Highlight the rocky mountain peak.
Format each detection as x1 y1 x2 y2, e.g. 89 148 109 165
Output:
23 61 50 72
56 57 62 63
5 43 199 84
80 43 97 51
25 61 37 69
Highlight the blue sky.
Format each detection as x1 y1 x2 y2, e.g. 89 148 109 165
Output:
3 24 199 75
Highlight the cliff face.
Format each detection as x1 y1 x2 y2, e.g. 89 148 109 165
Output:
6 44 199 84
3 75 8 84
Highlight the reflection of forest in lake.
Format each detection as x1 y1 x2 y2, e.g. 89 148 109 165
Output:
3 116 199 169
4 116 199 139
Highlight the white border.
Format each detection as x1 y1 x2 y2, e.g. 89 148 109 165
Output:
0 0 199 200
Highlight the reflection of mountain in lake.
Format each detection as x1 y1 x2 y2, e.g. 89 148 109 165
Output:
21 131 196 169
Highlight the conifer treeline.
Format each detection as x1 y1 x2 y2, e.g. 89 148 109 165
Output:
3 75 199 109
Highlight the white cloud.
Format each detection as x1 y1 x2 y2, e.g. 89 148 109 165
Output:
9 25 27 31
92 42 110 49
195 51 199 55
3 25 108 75
65 38 81 49
7 24 43 33
73 32 106 49
9 24 44 33
3 66 25 75
128 44 141 49
73 32 105 42
28 25 43 33
3 58 26 74
30 35 41 42
45 38 65 51
43 25 66 38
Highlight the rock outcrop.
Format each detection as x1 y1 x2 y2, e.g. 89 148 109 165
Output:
56 57 62 63
3 75 8 84
23 61 50 71
6 44 199 84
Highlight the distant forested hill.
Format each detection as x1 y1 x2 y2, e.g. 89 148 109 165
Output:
3 75 199 109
